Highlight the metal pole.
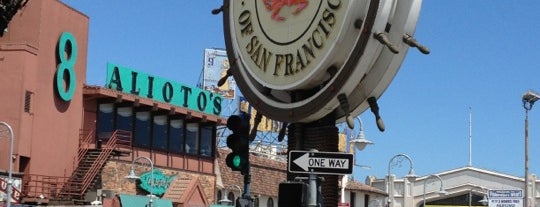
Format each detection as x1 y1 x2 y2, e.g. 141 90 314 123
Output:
522 90 539 207
423 182 427 207
133 156 154 207
469 190 472 207
0 121 13 207
524 108 529 207
307 149 319 207
307 173 318 207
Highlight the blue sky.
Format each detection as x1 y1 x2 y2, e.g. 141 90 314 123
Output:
61 0 540 181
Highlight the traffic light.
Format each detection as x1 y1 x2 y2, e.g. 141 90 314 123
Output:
225 115 250 173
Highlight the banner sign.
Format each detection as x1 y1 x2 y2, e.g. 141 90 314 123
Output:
0 178 22 203
202 48 236 99
239 96 283 132
106 63 223 115
488 190 523 207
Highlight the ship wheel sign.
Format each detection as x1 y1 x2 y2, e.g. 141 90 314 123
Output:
216 0 429 128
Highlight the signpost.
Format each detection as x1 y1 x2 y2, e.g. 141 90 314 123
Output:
288 150 353 175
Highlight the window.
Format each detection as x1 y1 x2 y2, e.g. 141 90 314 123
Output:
254 197 259 207
168 119 184 153
267 197 274 207
134 111 151 147
228 192 235 206
216 190 222 203
93 100 217 158
97 103 114 140
185 123 199 155
200 125 214 157
152 115 168 150
116 107 133 132
24 91 32 113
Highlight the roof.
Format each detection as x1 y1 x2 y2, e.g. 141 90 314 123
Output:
163 176 210 206
343 179 388 195
434 166 525 181
83 85 226 125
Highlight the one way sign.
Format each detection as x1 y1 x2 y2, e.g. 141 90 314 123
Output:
288 150 353 175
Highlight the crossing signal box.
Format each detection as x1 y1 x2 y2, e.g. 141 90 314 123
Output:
225 115 250 174
278 182 307 207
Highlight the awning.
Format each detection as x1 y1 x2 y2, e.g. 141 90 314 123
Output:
118 194 173 207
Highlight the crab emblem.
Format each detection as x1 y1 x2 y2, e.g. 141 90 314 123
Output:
263 0 309 21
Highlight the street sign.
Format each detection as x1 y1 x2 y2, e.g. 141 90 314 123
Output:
288 150 353 175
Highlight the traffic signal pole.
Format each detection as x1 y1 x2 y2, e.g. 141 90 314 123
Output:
307 159 320 207
237 164 252 207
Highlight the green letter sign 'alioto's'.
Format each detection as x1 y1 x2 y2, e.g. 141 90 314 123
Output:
106 63 223 115
55 32 77 101
223 0 426 123
138 170 177 196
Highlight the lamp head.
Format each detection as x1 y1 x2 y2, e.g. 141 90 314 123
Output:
478 194 489 206
404 168 418 181
437 189 448 195
219 193 232 205
349 134 373 151
523 90 540 110
125 168 140 181
523 90 540 103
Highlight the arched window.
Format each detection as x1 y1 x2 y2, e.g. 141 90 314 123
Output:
254 196 260 207
267 197 274 207
216 190 222 203
228 192 235 205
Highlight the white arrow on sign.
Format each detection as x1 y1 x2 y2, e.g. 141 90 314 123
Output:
293 153 351 171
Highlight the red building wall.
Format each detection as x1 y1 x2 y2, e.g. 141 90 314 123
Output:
0 0 89 178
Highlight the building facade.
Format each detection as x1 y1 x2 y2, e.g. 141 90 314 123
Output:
367 166 540 207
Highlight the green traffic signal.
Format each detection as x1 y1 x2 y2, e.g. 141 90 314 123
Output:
232 154 241 168
225 115 251 173
226 152 248 172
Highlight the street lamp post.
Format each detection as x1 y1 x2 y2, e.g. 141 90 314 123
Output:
0 121 14 207
522 90 539 207
387 154 418 207
422 174 447 207
125 156 155 207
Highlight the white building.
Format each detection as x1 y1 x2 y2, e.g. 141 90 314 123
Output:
365 166 539 207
